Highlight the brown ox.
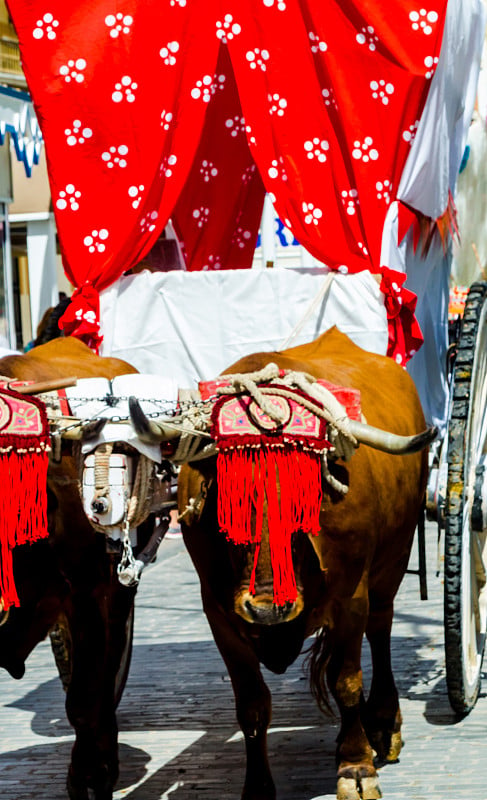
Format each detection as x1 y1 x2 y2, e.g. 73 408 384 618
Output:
170 328 431 800
0 337 141 800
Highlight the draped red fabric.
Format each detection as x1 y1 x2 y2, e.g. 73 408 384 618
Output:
7 0 448 356
8 0 222 290
171 46 266 271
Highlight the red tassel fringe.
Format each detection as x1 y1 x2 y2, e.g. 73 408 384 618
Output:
217 446 322 605
0 449 49 609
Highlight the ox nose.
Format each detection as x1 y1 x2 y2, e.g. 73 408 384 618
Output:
243 598 297 625
235 586 304 624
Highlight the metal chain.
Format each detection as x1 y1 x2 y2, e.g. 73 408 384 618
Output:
46 394 220 432
117 515 141 587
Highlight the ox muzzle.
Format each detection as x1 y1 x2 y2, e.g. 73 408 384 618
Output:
234 585 304 625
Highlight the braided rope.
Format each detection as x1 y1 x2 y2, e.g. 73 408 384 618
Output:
215 363 284 422
93 442 113 503
213 363 357 461
126 454 156 529
212 364 355 494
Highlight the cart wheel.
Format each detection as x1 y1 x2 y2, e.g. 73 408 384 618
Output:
445 281 487 714
49 604 134 708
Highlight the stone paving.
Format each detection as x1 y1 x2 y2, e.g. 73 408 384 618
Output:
0 522 486 800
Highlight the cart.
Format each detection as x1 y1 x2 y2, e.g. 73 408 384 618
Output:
6 0 487 720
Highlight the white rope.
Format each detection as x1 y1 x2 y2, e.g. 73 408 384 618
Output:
279 272 335 350
321 452 349 494
213 363 357 461
177 478 210 525
93 442 113 506
208 364 356 494
215 363 285 422
126 454 155 529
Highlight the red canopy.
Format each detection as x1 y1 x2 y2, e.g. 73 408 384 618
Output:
7 0 447 354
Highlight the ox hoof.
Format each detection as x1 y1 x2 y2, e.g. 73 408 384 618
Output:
337 777 361 800
361 777 382 799
337 776 382 800
369 729 403 765
385 730 403 762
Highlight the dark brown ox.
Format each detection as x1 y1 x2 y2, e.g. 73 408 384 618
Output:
173 328 432 800
0 336 140 800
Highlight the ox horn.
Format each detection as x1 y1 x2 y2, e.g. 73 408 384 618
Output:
348 420 437 454
53 417 108 441
129 396 436 457
128 396 212 444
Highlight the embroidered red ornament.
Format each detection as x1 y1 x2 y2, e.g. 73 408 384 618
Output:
0 385 50 610
211 389 331 606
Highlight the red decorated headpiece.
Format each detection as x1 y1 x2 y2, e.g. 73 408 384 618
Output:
210 386 331 606
0 385 50 610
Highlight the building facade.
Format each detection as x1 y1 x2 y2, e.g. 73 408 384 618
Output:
0 3 67 352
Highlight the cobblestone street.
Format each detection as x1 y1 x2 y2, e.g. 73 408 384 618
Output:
0 522 486 800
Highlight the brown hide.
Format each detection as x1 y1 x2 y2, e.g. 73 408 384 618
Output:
178 327 429 800
0 337 139 800
0 335 137 382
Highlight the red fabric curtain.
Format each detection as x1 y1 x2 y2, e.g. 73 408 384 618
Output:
225 0 447 273
171 46 266 271
8 0 447 355
8 1 222 292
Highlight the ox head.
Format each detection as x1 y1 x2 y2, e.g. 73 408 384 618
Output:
129 389 436 625
26 378 174 579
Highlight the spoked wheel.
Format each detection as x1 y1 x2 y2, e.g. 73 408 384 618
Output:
445 281 487 714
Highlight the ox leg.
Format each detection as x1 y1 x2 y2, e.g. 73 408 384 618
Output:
65 578 135 800
203 594 276 800
363 603 402 764
326 596 381 800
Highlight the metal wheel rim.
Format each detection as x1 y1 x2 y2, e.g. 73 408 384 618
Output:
445 283 487 713
461 297 487 694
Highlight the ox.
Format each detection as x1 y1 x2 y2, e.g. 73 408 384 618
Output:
0 336 145 800
131 327 434 800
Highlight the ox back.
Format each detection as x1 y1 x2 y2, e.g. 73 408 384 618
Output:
178 327 429 800
0 337 141 800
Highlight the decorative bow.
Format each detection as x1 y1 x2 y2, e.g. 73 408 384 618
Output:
380 267 423 366
58 283 102 352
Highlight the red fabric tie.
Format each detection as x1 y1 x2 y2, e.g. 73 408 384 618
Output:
380 267 424 366
58 283 103 351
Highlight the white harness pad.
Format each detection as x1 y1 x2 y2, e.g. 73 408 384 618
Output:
65 373 179 461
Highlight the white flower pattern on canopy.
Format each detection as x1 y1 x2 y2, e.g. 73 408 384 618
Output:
7 0 448 362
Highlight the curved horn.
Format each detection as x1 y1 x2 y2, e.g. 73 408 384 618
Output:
81 418 108 441
128 396 211 444
348 420 437 455
55 417 108 441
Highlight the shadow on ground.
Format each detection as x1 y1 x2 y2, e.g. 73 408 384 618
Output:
1 629 462 800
